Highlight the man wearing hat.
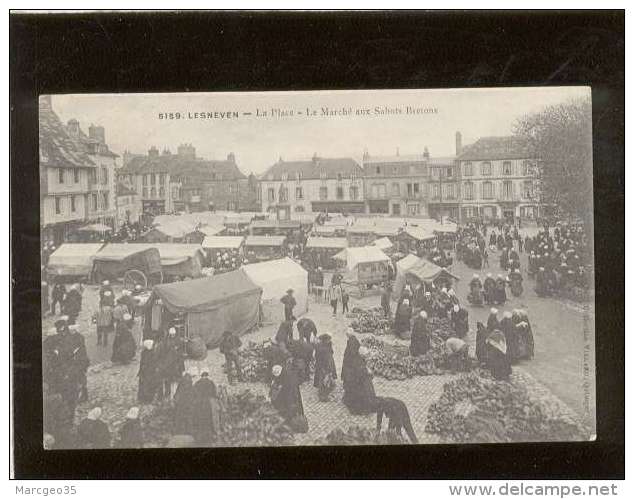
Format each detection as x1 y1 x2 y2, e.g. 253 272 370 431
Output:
67 323 90 403
50 279 66 316
93 298 114 347
280 289 297 322
99 280 114 305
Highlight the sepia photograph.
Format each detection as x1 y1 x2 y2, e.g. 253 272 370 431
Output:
37 87 596 450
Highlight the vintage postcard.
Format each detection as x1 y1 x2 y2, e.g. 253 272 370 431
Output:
39 88 595 449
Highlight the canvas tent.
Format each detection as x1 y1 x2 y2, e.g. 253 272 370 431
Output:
241 257 309 324
334 246 390 272
151 244 206 279
333 246 390 288
393 254 423 300
46 243 104 279
373 237 394 251
147 270 262 348
404 259 459 294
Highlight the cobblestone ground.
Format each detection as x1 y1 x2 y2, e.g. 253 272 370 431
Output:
53 282 590 447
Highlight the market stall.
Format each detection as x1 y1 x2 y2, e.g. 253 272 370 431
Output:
92 244 163 288
241 257 309 324
392 253 424 300
201 236 245 268
346 225 376 247
145 269 262 348
151 244 206 281
304 236 348 270
397 226 437 255
46 243 105 282
243 235 287 263
334 245 390 293
312 224 346 237
142 220 203 244
404 259 460 293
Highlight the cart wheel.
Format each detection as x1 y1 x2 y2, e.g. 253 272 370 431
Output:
124 270 147 290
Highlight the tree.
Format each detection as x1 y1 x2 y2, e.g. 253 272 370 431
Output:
513 97 593 224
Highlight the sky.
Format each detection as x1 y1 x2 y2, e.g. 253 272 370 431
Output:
51 87 589 175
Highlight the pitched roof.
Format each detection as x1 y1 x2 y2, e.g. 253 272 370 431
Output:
120 153 246 180
39 101 96 169
458 136 532 161
116 182 137 196
67 125 119 158
260 157 363 181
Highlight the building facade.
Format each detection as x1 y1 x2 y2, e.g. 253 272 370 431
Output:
260 155 365 217
456 135 541 220
39 96 119 246
362 150 430 217
115 182 140 227
119 145 258 216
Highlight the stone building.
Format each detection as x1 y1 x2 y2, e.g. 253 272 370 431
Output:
456 135 541 220
259 155 365 218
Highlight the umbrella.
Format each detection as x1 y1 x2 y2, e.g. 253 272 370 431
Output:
486 330 507 355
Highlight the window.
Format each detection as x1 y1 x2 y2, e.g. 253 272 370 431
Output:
371 183 386 198
92 193 98 211
319 170 327 180
207 185 214 197
482 181 493 199
481 162 492 176
279 187 288 202
375 166 381 175
143 174 148 186
159 187 165 198
522 160 533 176
337 173 343 181
89 169 96 184
281 173 288 182
392 204 401 215
349 186 359 200
55 197 62 214
392 183 400 196
406 183 413 197
503 161 513 175
295 187 303 199
463 162 473 176
432 184 440 199
446 167 454 178
142 187 148 198
267 188 275 202
295 205 305 212
159 174 165 185
446 184 455 199
522 180 533 199
319 187 328 200
464 182 474 200
101 167 108 185
336 187 344 200
58 169 64 184
502 181 513 199
407 203 420 216
102 192 109 210
150 187 156 198
70 196 76 212
73 168 80 183
413 183 420 195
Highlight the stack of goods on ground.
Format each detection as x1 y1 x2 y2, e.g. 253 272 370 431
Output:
427 317 454 340
348 307 393 336
425 372 587 443
314 425 407 445
234 340 271 382
360 335 447 380
153 387 295 447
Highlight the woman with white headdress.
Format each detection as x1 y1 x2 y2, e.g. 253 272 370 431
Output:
116 407 144 448
485 330 512 380
137 340 159 403
77 407 111 449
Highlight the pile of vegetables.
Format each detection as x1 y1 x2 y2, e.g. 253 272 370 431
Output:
426 372 586 443
427 317 455 340
314 425 408 446
348 307 393 336
235 340 271 382
360 336 447 380
216 388 295 446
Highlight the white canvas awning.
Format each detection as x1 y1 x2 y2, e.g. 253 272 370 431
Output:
202 236 244 249
334 246 389 271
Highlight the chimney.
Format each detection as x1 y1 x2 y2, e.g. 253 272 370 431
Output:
177 143 196 159
455 131 462 156
89 124 106 144
39 95 52 110
227 152 236 163
362 148 369 162
162 147 171 156
423 146 430 160
148 146 159 158
67 119 80 137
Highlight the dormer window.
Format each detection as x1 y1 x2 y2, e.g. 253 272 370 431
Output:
281 172 288 181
